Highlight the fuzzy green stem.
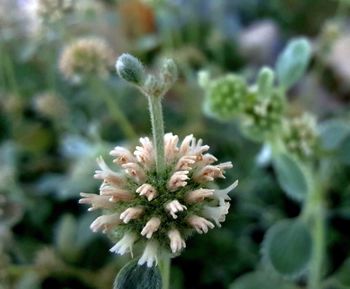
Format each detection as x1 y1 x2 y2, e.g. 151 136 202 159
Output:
147 94 166 175
308 201 325 289
90 79 137 141
159 255 171 289
302 178 326 289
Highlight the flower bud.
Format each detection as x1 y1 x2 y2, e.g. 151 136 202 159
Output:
197 70 210 88
257 66 275 98
143 74 164 97
160 58 178 87
116 53 145 85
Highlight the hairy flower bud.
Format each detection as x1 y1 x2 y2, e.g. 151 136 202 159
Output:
116 53 145 85
143 74 164 97
160 58 178 88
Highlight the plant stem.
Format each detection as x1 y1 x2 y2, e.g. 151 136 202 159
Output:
308 201 325 289
147 94 166 175
91 79 137 141
159 255 171 289
303 180 326 289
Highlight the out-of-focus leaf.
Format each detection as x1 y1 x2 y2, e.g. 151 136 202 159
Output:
276 38 311 90
55 214 80 262
0 196 23 227
229 270 296 289
14 123 54 153
76 213 98 249
327 258 350 289
61 135 93 159
35 174 66 196
0 141 17 192
335 135 350 165
15 272 41 289
273 153 309 201
114 259 162 289
261 219 312 278
59 157 98 200
319 120 350 151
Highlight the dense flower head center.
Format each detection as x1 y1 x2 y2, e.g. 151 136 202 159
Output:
80 133 237 267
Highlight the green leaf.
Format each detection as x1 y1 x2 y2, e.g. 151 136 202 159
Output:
257 67 275 98
336 135 350 165
76 213 98 249
15 272 41 289
273 153 309 201
229 271 296 289
276 38 311 90
319 120 350 151
328 258 350 288
114 259 162 289
262 219 312 278
55 214 80 261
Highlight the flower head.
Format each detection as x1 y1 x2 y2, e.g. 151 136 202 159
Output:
80 133 237 266
59 37 114 83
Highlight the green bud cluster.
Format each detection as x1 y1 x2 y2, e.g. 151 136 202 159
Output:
281 113 319 160
204 74 248 120
241 89 285 141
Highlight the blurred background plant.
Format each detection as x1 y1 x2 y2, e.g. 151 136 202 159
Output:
1 0 350 289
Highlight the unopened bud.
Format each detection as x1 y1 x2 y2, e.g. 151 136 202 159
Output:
257 66 274 98
143 74 164 97
161 58 178 87
197 70 210 88
116 53 145 85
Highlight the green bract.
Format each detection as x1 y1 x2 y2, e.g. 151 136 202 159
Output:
114 259 162 289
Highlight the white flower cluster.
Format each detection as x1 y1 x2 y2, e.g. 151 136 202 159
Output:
80 133 237 267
